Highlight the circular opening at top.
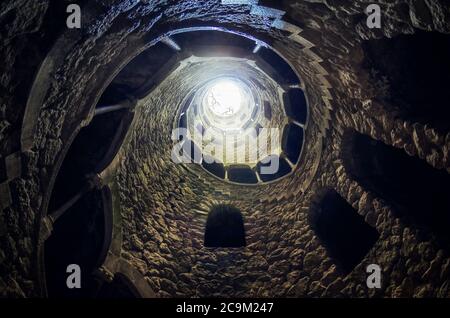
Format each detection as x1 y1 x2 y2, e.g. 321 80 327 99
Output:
167 28 310 185
205 80 243 117
199 77 257 132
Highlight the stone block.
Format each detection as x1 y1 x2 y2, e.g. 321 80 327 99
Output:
0 182 12 209
5 152 22 181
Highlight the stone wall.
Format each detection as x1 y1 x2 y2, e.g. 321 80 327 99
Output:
0 0 449 297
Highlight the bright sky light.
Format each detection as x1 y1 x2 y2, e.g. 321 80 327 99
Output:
206 80 242 117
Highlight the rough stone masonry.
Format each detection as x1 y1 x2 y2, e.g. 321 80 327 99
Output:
0 0 449 298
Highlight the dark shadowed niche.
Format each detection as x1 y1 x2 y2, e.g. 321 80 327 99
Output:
343 131 450 250
204 205 246 248
310 189 379 275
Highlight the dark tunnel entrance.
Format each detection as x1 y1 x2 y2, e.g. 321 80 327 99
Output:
204 205 246 248
47 109 133 213
44 107 134 297
44 188 112 298
310 189 379 275
343 131 450 250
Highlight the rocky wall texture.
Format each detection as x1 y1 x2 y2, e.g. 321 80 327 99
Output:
0 0 449 297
